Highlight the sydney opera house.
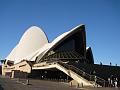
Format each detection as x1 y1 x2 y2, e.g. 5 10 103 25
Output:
2 24 120 87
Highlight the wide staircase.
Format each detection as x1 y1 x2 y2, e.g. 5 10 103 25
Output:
33 60 105 87
57 61 105 87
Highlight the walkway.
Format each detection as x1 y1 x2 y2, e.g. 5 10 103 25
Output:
0 76 119 90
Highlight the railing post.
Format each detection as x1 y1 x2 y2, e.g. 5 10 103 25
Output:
104 80 105 87
70 82 72 87
76 83 79 88
67 75 69 82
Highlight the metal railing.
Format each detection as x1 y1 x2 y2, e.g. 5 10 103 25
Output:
57 61 105 87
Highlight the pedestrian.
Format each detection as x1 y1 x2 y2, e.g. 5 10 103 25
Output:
108 77 110 87
94 76 97 87
114 77 118 88
110 75 114 87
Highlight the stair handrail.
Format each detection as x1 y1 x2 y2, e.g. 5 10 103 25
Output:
57 61 106 87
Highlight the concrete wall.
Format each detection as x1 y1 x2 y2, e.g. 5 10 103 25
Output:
2 60 31 78
11 70 28 78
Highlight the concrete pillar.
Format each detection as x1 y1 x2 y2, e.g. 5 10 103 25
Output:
76 83 79 88
70 82 72 87
81 82 83 87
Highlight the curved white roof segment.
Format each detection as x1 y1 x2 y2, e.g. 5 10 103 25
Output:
6 26 48 64
6 45 18 61
25 43 50 61
35 24 85 62
52 24 84 45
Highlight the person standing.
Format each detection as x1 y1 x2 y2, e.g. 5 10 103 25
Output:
114 77 118 88
108 77 111 87
94 76 97 87
110 75 113 87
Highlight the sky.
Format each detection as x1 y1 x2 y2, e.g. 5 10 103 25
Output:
0 0 120 65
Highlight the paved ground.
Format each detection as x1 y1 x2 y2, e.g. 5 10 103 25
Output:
0 76 120 90
0 76 80 90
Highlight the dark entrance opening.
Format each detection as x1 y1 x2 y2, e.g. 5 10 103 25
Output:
29 69 72 82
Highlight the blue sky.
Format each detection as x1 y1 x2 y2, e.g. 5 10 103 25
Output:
0 0 120 65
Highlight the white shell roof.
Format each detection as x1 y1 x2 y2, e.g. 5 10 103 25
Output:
6 26 48 64
6 45 18 61
6 24 84 64
34 24 85 62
